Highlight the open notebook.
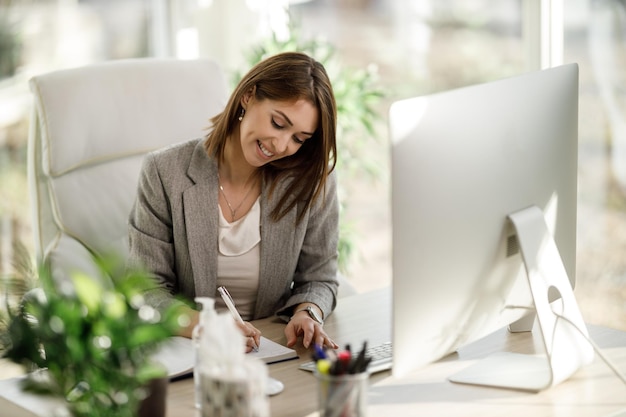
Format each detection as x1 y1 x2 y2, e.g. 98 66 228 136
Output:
153 336 298 379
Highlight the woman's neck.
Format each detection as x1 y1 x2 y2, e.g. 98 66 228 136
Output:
220 133 258 186
217 134 261 222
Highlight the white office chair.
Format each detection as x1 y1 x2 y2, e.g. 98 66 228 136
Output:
27 58 228 284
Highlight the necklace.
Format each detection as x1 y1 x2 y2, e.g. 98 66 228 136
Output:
218 175 257 222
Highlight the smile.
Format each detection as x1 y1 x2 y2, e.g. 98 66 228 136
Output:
258 140 274 158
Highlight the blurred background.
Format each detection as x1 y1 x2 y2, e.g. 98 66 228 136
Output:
0 0 624 331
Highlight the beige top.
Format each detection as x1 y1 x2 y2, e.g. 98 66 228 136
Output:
215 197 261 320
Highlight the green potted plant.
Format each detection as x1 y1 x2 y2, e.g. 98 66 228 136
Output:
1 251 186 417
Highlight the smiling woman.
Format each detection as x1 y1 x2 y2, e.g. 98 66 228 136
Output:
216 96 318 223
237 97 317 168
206 51 337 223
128 52 342 357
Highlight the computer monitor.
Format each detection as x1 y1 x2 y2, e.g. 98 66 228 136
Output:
389 63 594 392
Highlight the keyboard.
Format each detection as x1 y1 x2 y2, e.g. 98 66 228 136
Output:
298 342 393 374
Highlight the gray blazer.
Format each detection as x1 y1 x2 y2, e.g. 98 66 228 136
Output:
128 139 339 320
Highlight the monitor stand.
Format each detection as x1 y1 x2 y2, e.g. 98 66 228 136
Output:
448 205 595 392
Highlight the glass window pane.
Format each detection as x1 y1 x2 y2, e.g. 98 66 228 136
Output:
565 0 626 330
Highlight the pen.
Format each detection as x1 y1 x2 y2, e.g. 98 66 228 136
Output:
333 349 351 375
348 341 367 374
313 344 327 361
316 359 331 375
217 286 259 352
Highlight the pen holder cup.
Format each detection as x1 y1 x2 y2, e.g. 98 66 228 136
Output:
315 371 369 417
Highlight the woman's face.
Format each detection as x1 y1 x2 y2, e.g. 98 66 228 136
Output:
238 96 318 167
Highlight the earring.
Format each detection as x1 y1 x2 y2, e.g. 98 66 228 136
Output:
238 108 245 121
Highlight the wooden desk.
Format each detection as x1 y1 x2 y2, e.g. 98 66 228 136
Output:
166 288 626 417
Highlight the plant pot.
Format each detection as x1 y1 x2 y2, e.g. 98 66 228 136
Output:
138 377 168 417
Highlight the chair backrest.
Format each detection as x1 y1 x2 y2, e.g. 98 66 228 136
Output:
28 58 228 281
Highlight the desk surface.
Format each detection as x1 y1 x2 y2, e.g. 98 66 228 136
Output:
167 288 626 417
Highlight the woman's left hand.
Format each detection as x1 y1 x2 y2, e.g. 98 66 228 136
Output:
284 311 338 349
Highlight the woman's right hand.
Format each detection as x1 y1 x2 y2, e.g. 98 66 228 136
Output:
178 306 261 352
236 320 262 353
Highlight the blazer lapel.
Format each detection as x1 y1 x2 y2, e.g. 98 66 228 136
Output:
183 142 219 297
255 178 298 318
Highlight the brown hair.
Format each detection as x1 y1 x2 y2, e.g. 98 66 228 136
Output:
204 52 337 223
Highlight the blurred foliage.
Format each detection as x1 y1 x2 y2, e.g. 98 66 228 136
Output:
0 0 24 80
1 253 186 417
0 144 28 220
0 241 36 338
234 15 385 274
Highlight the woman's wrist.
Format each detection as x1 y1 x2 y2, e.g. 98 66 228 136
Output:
292 303 324 325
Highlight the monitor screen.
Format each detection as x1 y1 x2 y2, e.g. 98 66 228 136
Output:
389 63 591 388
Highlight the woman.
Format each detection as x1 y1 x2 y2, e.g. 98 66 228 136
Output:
128 52 340 352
